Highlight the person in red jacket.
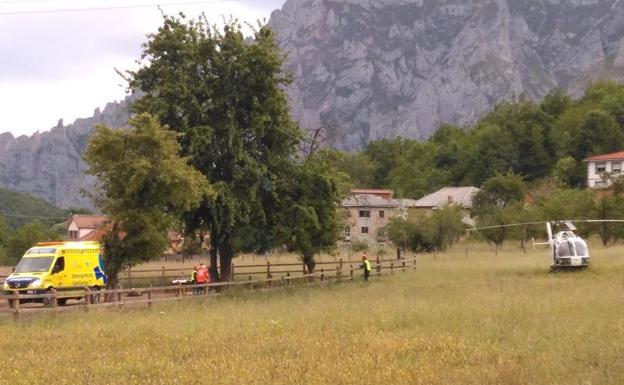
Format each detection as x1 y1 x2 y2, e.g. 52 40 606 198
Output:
196 263 209 294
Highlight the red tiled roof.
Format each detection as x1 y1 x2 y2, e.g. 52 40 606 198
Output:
583 151 624 162
70 214 108 229
79 223 126 242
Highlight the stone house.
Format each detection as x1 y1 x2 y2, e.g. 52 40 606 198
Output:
341 189 398 245
66 214 108 241
412 187 480 225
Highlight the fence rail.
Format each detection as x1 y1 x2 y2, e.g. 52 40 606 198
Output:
0 256 417 318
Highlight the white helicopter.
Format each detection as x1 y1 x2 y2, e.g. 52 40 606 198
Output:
469 220 624 270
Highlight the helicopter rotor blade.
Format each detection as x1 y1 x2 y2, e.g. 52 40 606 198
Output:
466 221 547 232
467 219 624 233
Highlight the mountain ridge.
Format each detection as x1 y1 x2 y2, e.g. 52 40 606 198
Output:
2 0 624 207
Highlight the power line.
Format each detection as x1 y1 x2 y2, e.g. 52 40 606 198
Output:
0 0 253 16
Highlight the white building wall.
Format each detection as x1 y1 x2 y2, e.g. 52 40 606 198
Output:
587 160 624 188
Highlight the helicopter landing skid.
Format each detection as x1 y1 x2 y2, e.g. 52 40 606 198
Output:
550 265 588 273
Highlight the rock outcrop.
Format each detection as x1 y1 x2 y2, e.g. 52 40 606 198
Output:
4 0 624 207
270 0 624 149
0 98 132 209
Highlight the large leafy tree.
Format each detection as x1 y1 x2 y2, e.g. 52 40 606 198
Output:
84 113 210 288
275 158 343 273
125 15 304 280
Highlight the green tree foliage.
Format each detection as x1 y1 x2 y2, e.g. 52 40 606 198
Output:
553 156 578 187
472 173 527 248
4 221 56 264
385 206 465 253
473 172 526 210
126 16 302 280
275 157 343 273
83 113 210 289
328 82 624 196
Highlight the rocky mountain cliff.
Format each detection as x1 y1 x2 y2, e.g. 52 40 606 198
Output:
0 98 132 209
3 0 624 208
269 0 624 149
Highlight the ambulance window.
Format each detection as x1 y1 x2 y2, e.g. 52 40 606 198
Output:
52 257 65 274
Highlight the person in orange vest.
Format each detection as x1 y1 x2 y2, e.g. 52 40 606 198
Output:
195 263 209 294
361 253 372 281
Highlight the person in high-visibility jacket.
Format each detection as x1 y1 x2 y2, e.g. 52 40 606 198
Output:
361 254 372 281
191 265 199 295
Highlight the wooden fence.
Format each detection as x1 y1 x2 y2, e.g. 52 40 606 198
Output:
0 256 417 318
111 255 410 287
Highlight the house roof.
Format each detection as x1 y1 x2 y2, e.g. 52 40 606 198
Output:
584 151 624 162
341 194 399 208
350 189 393 196
69 214 108 229
394 198 420 208
413 187 480 209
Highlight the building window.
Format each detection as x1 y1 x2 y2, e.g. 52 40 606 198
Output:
379 210 385 218
361 227 369 234
69 230 79 240
613 162 622 173
596 163 607 173
359 210 371 218
343 226 351 241
595 181 607 188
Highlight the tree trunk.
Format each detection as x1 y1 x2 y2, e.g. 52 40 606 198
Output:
303 254 316 274
104 270 119 302
218 239 233 282
209 234 219 282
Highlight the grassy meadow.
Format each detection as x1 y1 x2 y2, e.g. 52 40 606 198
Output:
1 243 624 385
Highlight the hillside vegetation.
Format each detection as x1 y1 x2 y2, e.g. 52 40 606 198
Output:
325 81 624 198
0 186 72 230
1 243 623 385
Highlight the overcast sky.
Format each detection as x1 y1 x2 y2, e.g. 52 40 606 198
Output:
0 0 285 137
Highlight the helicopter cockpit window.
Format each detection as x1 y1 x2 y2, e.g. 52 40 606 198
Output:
557 241 573 257
574 240 587 256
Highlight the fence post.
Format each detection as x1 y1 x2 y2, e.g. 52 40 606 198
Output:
286 272 291 286
12 290 20 320
248 275 253 290
336 268 341 282
413 256 417 270
376 257 381 275
117 286 123 308
161 266 165 284
128 267 132 287
350 264 354 280
320 268 325 282
390 262 394 275
148 287 153 309
302 262 306 275
267 261 271 279
339 258 343 271
83 287 91 312
231 263 235 281
402 260 406 272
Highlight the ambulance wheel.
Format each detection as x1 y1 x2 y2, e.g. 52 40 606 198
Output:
57 298 68 306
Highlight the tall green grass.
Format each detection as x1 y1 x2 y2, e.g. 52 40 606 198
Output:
1 244 623 385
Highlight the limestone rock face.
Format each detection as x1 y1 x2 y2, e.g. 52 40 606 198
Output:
269 0 624 149
0 98 132 209
4 0 624 208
